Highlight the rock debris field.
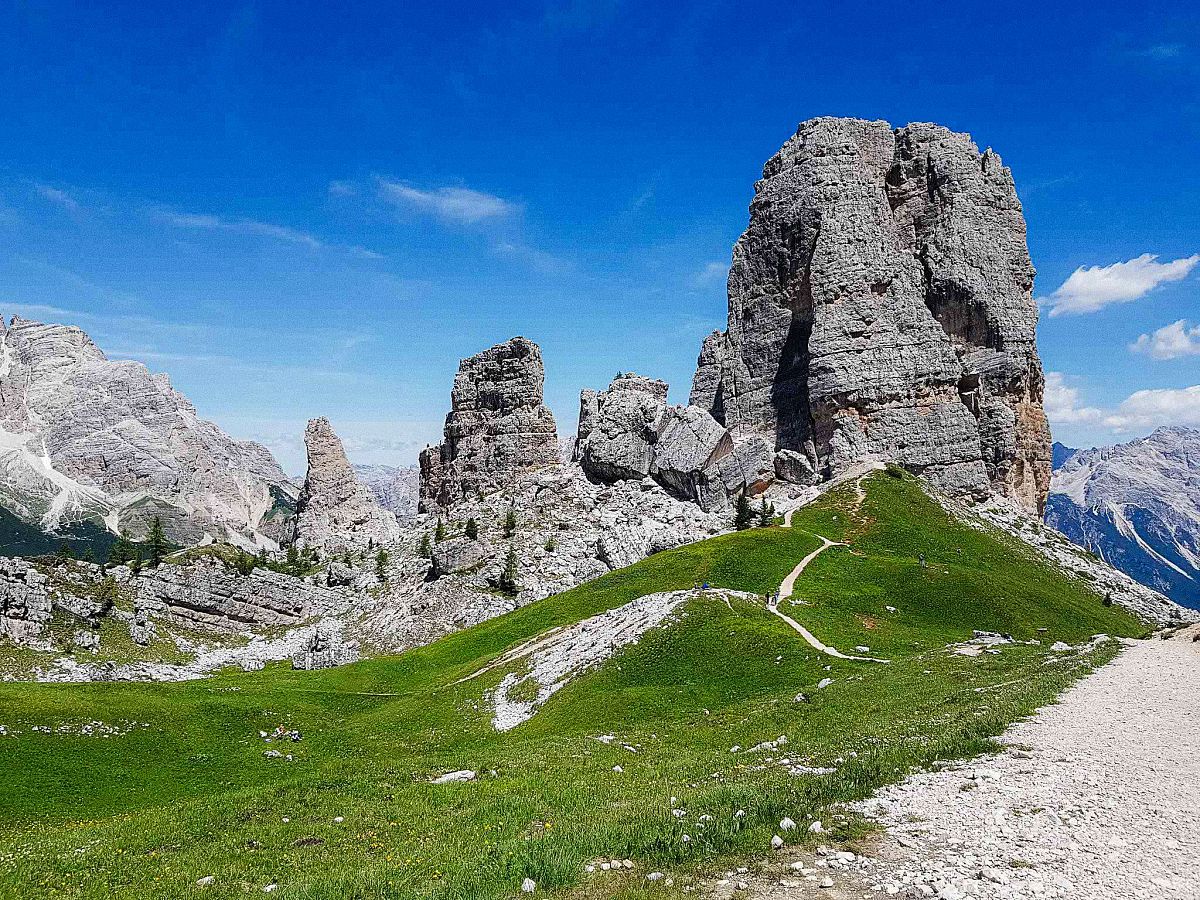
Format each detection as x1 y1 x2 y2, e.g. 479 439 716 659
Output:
736 629 1200 900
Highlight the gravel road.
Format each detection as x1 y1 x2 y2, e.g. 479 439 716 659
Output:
730 630 1200 900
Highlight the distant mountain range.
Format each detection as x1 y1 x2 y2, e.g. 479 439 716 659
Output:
1046 427 1200 610
0 315 416 557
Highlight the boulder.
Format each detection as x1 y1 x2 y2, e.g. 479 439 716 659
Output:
576 374 670 483
431 537 491 577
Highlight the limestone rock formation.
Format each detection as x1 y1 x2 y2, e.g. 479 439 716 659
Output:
574 374 774 510
0 557 52 643
419 338 559 511
291 628 359 670
292 418 400 554
431 536 491 577
689 118 1052 513
132 556 350 631
0 315 292 545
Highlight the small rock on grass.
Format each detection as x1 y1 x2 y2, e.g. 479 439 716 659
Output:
521 877 537 893
196 876 216 887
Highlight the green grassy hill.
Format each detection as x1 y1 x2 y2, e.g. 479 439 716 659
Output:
0 472 1146 899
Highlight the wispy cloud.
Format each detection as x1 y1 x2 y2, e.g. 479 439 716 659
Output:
1043 253 1199 316
1131 319 1200 360
1139 43 1184 60
160 211 325 249
491 240 570 275
34 184 81 213
691 261 727 288
1044 371 1200 433
158 209 383 259
376 179 519 224
327 180 358 198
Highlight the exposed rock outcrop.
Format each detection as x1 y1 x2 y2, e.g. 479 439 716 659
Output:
689 118 1053 514
0 557 52 643
0 315 292 545
1046 426 1200 610
574 374 773 510
292 418 400 554
419 337 559 511
291 628 359 670
133 557 350 631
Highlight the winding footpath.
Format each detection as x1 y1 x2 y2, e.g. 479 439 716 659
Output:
773 481 889 664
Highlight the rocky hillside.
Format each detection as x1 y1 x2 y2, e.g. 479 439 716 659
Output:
0 316 292 548
1046 426 1200 609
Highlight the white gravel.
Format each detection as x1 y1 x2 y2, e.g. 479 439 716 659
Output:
859 632 1200 899
737 630 1200 900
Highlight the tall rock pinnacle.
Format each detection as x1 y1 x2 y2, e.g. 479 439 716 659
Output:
419 337 559 511
690 117 1052 513
293 417 400 554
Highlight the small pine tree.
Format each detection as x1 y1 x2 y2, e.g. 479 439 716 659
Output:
147 516 167 567
499 545 519 594
107 534 133 567
57 542 74 559
130 549 143 575
503 507 517 538
435 519 447 543
734 493 753 530
375 549 389 583
465 517 479 540
757 497 775 528
544 536 556 552
418 532 432 558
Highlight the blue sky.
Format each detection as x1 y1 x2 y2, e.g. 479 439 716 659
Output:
1 0 1198 473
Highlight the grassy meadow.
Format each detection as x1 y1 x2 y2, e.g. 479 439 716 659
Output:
0 472 1146 899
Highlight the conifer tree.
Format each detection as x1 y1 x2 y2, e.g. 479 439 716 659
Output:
499 545 519 594
734 493 753 530
465 517 479 540
147 516 167 567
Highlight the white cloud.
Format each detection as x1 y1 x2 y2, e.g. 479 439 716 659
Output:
35 184 80 213
1131 319 1200 360
159 210 382 259
327 180 358 197
1103 385 1200 431
376 179 518 224
161 211 324 249
1043 371 1105 425
1044 371 1200 436
1043 253 1199 316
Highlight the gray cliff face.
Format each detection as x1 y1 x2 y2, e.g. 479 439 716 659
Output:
0 316 291 545
419 337 559 511
352 464 419 523
1045 426 1200 610
690 118 1052 514
292 418 400 554
574 373 773 511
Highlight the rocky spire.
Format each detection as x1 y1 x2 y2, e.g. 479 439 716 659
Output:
690 117 1052 513
419 337 559 511
293 417 399 554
